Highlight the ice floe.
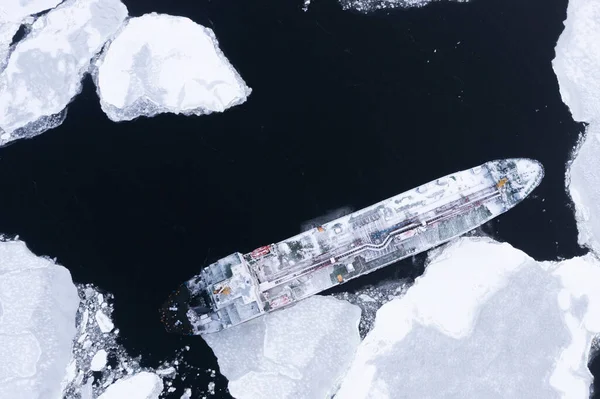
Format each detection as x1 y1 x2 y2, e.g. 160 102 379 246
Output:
0 0 127 146
203 295 361 399
0 239 79 399
335 237 600 399
554 0 600 254
93 12 251 122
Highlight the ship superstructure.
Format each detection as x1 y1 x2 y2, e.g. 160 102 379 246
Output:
161 159 544 334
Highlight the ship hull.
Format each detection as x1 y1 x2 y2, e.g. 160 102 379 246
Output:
161 158 543 335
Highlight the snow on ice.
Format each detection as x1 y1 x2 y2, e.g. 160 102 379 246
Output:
0 0 63 67
335 237 600 399
97 372 163 399
93 12 251 122
90 349 108 372
203 295 361 399
553 0 600 255
0 239 79 399
0 0 127 146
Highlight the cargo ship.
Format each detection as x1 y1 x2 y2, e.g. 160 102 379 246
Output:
161 159 543 334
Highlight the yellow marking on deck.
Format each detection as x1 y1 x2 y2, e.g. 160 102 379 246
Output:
496 178 508 188
337 274 343 283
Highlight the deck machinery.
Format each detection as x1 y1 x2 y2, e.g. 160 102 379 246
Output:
161 159 544 334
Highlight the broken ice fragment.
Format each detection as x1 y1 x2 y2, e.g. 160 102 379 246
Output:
91 349 108 371
95 310 114 333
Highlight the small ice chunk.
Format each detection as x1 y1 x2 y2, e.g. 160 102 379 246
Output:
97 372 163 399
94 12 251 122
155 366 176 376
90 349 108 371
0 240 79 399
95 310 114 333
0 0 128 146
358 294 376 303
203 296 360 399
180 388 192 399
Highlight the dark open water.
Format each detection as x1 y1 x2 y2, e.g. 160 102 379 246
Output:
0 0 592 397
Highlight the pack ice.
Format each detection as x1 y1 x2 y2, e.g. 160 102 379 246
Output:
203 296 361 399
554 0 600 255
0 240 79 399
0 0 127 146
93 13 252 122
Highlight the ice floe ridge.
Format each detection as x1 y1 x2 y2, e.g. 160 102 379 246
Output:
0 2 251 147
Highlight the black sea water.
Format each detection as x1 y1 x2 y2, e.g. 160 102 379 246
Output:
0 0 591 397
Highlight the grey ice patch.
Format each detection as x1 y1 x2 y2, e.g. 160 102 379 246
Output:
370 265 568 399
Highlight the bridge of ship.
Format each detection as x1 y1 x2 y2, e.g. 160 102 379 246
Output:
247 165 518 298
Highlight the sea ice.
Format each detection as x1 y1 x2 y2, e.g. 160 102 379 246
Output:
0 0 63 67
0 0 127 146
93 12 251 122
203 296 361 399
336 237 600 399
553 0 600 254
90 349 108 371
0 239 79 399
304 0 468 13
97 372 163 399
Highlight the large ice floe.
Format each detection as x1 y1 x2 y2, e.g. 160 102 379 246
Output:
335 237 600 398
554 0 600 255
203 296 361 399
0 0 127 146
0 239 79 399
93 13 251 122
